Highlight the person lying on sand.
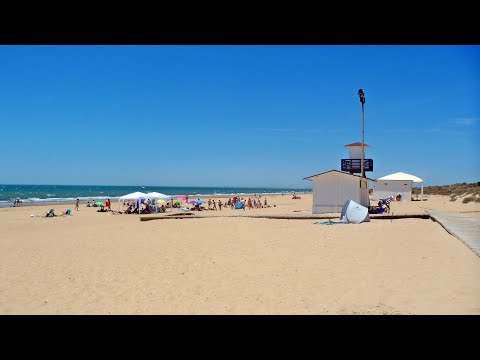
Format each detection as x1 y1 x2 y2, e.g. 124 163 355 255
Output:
45 209 72 217
45 209 56 217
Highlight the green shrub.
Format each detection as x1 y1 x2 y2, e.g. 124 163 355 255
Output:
462 196 475 204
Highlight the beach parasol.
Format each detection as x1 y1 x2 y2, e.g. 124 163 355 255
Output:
188 200 198 205
177 196 188 201
197 200 206 204
95 201 105 206
173 201 181 206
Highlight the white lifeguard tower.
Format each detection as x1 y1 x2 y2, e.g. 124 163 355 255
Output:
341 142 373 175
304 142 374 214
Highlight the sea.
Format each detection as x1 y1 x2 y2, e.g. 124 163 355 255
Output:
0 184 312 208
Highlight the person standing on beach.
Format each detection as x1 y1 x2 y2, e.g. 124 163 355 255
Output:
264 198 267 207
212 199 217 210
218 199 222 210
106 199 111 210
208 199 212 210
75 198 80 211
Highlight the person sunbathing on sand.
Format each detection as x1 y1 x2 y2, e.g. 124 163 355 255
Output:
46 209 73 217
45 209 56 217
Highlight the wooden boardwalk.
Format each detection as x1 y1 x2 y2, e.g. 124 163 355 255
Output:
140 213 429 221
428 210 480 257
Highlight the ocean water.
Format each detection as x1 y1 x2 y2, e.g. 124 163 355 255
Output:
0 184 311 208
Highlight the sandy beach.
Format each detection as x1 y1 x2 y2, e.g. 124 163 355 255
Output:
1 193 479 314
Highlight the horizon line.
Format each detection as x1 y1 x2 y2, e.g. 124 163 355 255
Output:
0 183 312 189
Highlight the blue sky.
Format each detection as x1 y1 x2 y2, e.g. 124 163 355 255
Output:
0 45 478 188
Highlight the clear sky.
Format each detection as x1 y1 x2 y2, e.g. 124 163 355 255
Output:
0 45 478 188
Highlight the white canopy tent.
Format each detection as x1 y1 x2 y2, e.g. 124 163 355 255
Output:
119 191 150 200
375 172 424 200
146 192 172 212
118 191 150 212
146 192 172 200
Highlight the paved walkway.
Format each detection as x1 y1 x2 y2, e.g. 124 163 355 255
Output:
428 210 480 257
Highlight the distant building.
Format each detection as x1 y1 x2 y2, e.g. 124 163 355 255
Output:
372 172 424 201
304 142 374 214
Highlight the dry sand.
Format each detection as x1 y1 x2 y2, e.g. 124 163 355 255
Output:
1 193 479 314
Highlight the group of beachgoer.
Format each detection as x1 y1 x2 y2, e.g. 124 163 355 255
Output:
12 198 22 207
76 195 274 214
202 196 269 210
120 199 166 214
83 198 112 211
207 198 223 210
375 194 402 214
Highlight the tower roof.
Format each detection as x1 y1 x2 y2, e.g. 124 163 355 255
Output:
344 142 371 148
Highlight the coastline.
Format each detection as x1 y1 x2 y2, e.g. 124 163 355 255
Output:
1 190 313 209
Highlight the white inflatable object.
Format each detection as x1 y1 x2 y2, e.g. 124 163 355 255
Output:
340 199 370 224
